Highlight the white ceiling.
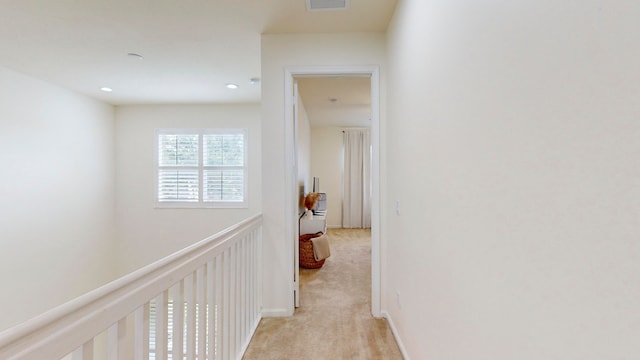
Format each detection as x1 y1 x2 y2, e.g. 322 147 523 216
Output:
297 77 371 128
0 0 397 105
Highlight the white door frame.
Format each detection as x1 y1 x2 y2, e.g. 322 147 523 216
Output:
284 65 381 317
293 79 300 308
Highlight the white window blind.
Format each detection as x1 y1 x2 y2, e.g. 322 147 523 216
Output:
156 129 247 208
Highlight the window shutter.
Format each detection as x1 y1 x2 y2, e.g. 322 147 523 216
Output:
156 129 247 207
159 134 199 166
203 133 245 203
203 134 244 166
158 170 199 202
203 169 244 201
158 134 199 202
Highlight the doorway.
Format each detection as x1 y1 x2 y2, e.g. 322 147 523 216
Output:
284 66 381 317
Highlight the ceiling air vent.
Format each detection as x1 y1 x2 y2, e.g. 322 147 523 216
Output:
306 0 350 11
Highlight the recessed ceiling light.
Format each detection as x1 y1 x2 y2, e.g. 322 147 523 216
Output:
100 87 113 92
226 83 239 89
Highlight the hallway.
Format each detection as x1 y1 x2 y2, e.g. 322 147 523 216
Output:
243 228 402 359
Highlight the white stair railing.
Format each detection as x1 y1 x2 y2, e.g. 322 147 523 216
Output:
0 214 263 360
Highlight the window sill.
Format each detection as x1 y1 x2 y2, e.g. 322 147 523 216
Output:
154 202 248 209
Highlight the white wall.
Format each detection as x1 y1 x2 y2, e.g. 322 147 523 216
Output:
0 66 116 331
310 127 343 227
114 104 261 275
385 1 640 358
261 32 387 315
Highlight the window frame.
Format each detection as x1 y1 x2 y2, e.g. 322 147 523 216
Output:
154 128 248 209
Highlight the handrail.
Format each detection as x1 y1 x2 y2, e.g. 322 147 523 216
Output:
0 213 263 360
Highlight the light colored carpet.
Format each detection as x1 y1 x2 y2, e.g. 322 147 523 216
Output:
242 228 403 360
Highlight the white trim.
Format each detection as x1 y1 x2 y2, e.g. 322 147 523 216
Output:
284 72 297 314
382 310 411 360
259 308 292 317
293 79 301 308
284 65 381 317
370 69 381 317
237 316 262 360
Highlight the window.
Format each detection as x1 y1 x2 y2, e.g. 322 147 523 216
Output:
156 129 247 208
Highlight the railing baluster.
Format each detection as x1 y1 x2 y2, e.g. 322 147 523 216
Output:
248 232 254 328
237 239 243 344
239 240 244 351
172 280 185 360
197 266 207 360
221 249 230 360
120 318 128 359
107 319 126 360
230 244 238 357
107 324 116 360
252 230 258 324
156 291 169 360
215 254 223 360
245 235 251 337
255 228 262 322
71 339 93 360
241 236 247 341
207 259 215 360
185 273 196 360
134 304 149 360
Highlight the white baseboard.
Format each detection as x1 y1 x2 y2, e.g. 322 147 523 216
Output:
237 316 262 360
382 310 410 360
239 309 293 359
260 308 293 317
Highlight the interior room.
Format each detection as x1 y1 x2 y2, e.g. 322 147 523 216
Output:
297 76 372 230
295 75 373 288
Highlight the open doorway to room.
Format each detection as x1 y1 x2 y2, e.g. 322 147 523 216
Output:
297 77 372 231
287 68 380 316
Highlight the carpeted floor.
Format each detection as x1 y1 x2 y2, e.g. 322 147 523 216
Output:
242 228 403 360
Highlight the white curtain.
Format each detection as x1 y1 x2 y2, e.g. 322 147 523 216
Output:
342 129 371 228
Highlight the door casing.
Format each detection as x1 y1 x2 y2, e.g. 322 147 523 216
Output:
283 65 381 317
